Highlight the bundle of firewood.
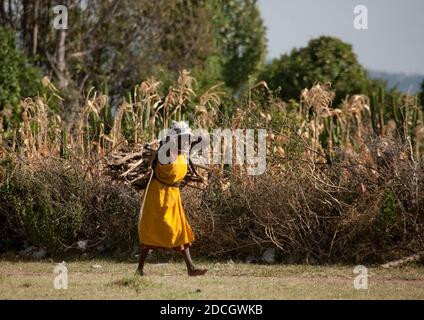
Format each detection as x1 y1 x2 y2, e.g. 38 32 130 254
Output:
105 141 208 191
106 142 159 190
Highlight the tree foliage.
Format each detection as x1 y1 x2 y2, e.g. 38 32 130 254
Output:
0 0 266 109
259 36 377 103
212 0 266 91
0 27 43 108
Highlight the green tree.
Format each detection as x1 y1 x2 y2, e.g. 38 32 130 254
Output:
154 0 266 93
259 36 376 103
420 78 424 107
0 27 43 108
1 0 266 109
212 0 266 91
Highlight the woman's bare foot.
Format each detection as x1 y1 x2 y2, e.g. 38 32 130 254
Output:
188 268 208 276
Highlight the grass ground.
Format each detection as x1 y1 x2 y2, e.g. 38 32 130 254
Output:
0 259 423 300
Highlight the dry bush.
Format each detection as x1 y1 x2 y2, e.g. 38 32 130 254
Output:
184 136 424 263
0 155 139 256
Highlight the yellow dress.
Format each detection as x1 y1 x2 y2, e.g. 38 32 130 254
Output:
138 153 195 250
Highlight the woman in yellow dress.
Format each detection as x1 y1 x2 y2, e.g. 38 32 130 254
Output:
137 122 207 276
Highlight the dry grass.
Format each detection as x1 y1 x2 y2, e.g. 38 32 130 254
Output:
0 260 423 300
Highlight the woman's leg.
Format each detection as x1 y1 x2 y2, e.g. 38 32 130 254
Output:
180 247 207 276
137 247 150 276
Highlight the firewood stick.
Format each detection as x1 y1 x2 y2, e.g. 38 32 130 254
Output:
381 251 424 268
114 151 144 165
121 158 145 177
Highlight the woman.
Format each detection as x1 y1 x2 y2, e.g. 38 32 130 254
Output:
137 122 207 276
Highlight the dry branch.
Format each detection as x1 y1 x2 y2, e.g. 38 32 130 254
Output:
381 252 424 268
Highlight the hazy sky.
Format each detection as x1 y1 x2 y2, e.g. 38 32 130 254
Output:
257 0 424 74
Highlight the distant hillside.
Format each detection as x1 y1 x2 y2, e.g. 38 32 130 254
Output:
368 71 423 94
